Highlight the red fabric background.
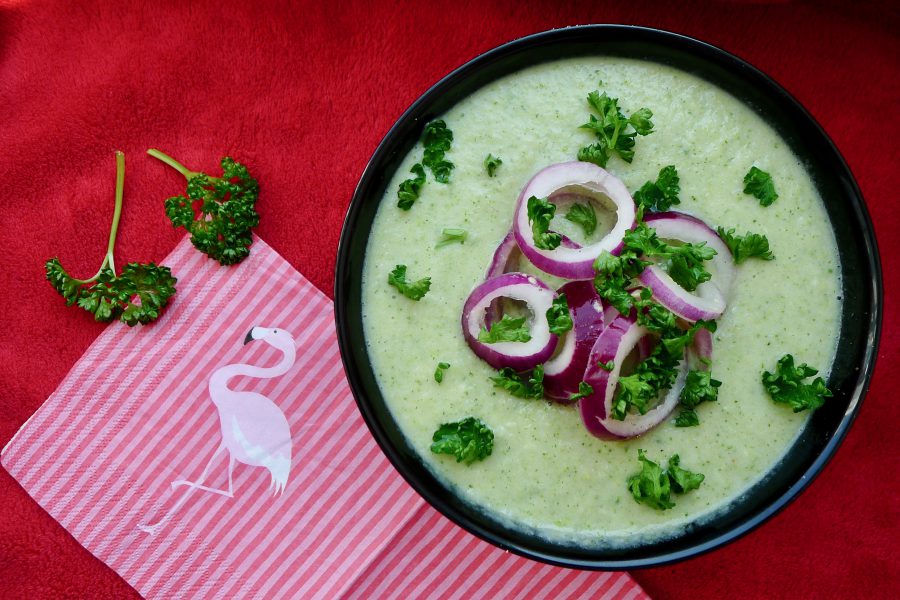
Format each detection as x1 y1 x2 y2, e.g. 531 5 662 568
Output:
0 0 897 598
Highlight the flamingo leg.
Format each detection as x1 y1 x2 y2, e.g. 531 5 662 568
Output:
171 445 235 498
227 454 235 496
138 443 229 535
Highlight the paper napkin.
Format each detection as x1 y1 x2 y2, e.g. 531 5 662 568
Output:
1 236 646 599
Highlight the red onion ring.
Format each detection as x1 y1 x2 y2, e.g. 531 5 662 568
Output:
639 265 726 322
578 314 687 439
543 281 606 402
644 211 736 297
485 230 520 280
484 230 581 327
461 272 559 370
512 161 636 280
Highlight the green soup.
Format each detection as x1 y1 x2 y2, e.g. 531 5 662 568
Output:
361 57 841 547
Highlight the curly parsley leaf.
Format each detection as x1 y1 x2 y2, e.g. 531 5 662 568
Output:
578 90 654 167
546 294 573 335
593 250 646 315
667 455 705 494
46 151 177 326
743 166 778 206
479 314 531 343
661 320 716 357
599 360 615 371
46 258 84 306
628 451 705 510
577 142 610 168
674 408 700 427
430 417 494 465
117 263 179 325
484 153 502 177
490 365 544 399
633 288 679 334
422 120 454 183
387 264 431 301
568 381 594 402
436 227 467 248
397 163 426 210
633 165 681 212
717 227 775 263
628 108 654 135
680 369 722 409
434 362 450 383
148 149 259 265
564 202 597 237
675 369 721 426
628 450 675 510
664 242 717 292
526 196 562 250
762 354 832 412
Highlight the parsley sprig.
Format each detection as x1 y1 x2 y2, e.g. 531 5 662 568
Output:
628 450 705 511
527 196 562 250
434 362 450 383
45 152 177 325
430 417 494 465
491 365 545 399
397 163 426 210
743 166 778 206
633 165 681 212
762 354 832 412
546 294 573 335
479 314 531 343
564 202 597 237
717 227 775 263
484 153 502 177
568 381 594 402
578 90 653 167
422 120 454 183
148 149 259 265
395 120 455 209
675 370 722 427
436 227 467 248
387 264 431 301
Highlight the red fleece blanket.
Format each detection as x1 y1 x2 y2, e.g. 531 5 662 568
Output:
0 0 896 598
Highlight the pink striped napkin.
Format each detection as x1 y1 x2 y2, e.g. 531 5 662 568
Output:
2 236 647 599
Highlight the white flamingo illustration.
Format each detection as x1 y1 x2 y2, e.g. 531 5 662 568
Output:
139 326 295 535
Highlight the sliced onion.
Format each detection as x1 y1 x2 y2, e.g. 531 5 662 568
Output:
485 230 520 280
543 281 606 401
484 230 581 327
513 161 636 280
639 265 726 322
644 211 736 297
578 314 687 439
461 272 559 370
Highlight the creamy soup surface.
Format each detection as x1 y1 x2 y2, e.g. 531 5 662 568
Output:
361 57 841 547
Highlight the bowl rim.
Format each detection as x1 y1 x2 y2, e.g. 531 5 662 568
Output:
334 24 883 569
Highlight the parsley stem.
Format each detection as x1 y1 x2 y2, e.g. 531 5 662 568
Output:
609 120 621 152
147 148 199 180
72 151 124 284
106 150 125 274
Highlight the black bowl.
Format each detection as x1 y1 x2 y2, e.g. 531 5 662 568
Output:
334 25 882 569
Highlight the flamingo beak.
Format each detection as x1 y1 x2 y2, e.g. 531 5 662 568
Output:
244 328 257 345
